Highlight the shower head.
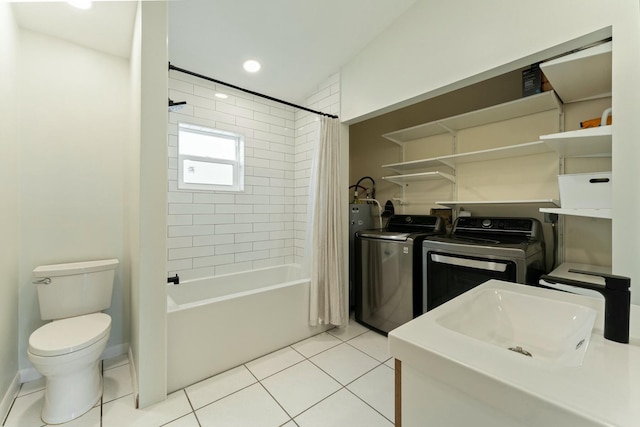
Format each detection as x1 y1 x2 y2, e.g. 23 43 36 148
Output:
168 98 187 112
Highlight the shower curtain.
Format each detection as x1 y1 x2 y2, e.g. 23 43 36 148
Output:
308 117 346 327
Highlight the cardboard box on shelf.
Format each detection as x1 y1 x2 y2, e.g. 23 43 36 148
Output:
523 64 553 96
580 115 612 128
522 64 542 97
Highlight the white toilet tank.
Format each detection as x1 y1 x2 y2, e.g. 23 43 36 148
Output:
33 259 119 320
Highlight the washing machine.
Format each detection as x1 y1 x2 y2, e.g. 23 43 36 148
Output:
354 215 445 334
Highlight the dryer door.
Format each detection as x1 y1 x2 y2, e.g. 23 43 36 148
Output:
424 252 517 311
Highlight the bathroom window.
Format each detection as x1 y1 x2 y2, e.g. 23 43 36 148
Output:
177 123 244 192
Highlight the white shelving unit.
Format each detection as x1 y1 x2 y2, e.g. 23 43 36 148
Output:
382 91 562 145
538 124 612 219
541 125 612 157
537 41 613 219
540 207 611 220
381 126 612 175
540 41 611 103
380 40 612 218
438 199 560 209
380 92 563 209
382 171 456 186
382 140 552 173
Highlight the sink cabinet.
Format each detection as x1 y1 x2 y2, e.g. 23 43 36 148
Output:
394 359 605 427
390 280 640 427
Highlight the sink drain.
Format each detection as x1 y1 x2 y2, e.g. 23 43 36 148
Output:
508 346 532 357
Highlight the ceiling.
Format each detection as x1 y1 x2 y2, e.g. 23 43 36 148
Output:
12 1 138 59
168 0 416 103
11 0 416 105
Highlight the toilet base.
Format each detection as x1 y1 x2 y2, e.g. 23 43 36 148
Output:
41 359 103 425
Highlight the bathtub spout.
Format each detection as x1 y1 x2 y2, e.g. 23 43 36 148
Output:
168 274 180 285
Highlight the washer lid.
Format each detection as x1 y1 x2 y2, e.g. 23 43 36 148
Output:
29 313 111 357
357 231 411 241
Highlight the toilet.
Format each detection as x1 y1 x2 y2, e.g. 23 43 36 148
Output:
27 259 119 425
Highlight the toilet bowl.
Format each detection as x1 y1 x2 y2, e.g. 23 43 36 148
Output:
29 258 118 424
28 312 111 424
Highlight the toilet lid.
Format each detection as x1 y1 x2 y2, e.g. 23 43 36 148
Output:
29 313 111 357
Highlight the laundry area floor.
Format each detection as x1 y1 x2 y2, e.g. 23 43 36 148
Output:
3 319 394 427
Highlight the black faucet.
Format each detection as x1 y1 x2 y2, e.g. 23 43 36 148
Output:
539 269 630 344
167 274 180 285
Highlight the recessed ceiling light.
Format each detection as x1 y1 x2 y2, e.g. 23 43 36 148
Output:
215 93 229 99
243 60 261 73
67 0 93 10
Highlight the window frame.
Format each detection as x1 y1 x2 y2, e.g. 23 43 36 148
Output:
177 122 245 192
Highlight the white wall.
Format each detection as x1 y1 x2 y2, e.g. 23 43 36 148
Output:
133 0 168 408
0 2 21 416
342 1 615 123
341 0 640 304
17 29 131 374
127 0 142 405
164 72 341 282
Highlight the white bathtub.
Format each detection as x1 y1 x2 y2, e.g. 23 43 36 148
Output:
166 264 328 392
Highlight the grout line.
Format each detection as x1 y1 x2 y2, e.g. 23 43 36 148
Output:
256 380 294 422
1 398 16 426
345 340 391 364
243 364 295 422
289 386 346 422
6 328 388 427
181 390 201 427
100 360 103 427
10 387 45 399
101 392 134 406
189 381 257 412
290 336 343 360
159 413 198 427
250 356 308 382
279 418 299 427
311 356 383 389
343 384 394 424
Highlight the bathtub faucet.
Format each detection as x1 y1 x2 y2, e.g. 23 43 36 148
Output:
167 274 180 285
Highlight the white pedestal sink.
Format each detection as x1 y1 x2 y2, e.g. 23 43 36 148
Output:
389 280 640 427
436 286 597 367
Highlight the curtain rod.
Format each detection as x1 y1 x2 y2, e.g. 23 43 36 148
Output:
168 63 339 120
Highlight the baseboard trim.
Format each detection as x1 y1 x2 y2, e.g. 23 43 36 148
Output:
0 372 21 425
102 342 129 361
19 367 41 384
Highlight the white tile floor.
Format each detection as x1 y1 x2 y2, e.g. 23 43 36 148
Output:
3 319 394 427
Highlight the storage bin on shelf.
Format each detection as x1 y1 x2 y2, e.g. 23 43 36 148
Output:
558 172 612 209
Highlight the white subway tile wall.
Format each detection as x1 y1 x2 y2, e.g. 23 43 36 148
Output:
167 71 340 281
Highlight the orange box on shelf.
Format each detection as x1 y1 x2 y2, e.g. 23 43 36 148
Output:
580 116 612 128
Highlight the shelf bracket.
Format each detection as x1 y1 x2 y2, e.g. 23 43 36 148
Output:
439 172 456 183
436 122 457 136
437 159 456 169
381 177 406 187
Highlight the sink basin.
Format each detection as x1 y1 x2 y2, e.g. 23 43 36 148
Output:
436 286 597 366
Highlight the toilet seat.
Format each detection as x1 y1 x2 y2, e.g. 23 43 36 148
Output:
29 313 111 357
